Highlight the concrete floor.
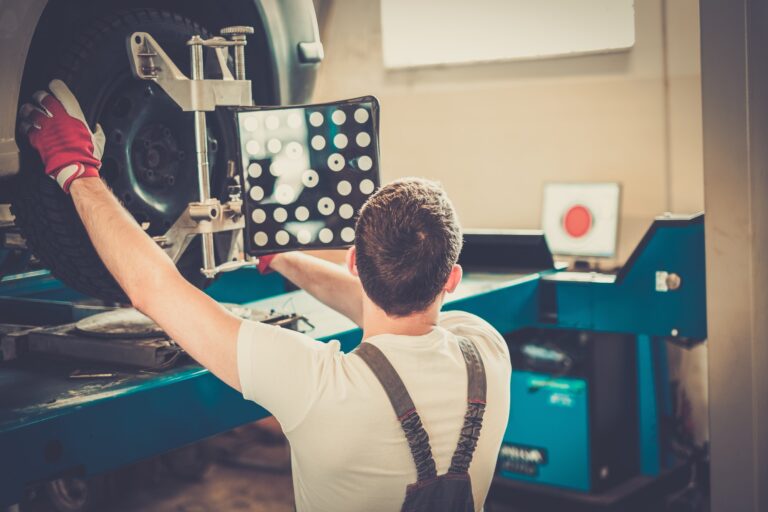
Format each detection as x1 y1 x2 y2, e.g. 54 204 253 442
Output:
114 464 294 512
115 421 295 512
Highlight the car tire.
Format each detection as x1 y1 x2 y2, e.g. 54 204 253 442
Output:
12 9 240 302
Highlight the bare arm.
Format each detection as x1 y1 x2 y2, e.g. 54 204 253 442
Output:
70 178 243 390
269 252 364 326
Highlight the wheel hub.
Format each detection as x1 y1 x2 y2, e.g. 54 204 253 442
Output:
132 123 183 189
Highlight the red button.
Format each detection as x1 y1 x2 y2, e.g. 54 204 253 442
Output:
563 205 592 238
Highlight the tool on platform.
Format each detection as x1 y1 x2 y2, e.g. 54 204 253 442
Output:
2 304 308 368
127 28 381 278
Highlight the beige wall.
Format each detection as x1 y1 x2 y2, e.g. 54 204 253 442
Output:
313 0 703 265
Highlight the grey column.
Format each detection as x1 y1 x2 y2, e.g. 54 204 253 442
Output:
700 1 768 511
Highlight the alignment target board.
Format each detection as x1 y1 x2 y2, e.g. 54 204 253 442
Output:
236 97 381 255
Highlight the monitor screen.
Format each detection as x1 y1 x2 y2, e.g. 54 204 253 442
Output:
236 97 381 255
541 182 620 258
459 229 555 273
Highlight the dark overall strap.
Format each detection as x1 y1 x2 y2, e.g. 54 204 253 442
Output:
448 337 487 474
355 343 438 481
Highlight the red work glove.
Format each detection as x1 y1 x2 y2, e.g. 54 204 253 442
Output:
19 79 105 193
258 254 276 274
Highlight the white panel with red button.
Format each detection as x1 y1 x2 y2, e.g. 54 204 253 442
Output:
541 182 620 257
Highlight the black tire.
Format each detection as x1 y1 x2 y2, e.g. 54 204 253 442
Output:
12 9 238 302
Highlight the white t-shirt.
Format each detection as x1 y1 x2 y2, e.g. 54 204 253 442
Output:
237 310 511 512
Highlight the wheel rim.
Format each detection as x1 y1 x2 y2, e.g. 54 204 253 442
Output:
97 76 222 236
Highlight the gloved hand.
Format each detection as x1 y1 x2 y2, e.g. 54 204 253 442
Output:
257 254 276 275
19 79 105 193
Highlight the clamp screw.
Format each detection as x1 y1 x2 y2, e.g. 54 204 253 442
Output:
221 26 255 36
221 26 254 80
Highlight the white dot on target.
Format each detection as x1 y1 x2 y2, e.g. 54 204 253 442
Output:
295 206 310 221
297 230 312 244
249 186 264 201
254 232 268 246
246 140 260 155
328 153 345 172
311 135 326 151
244 116 259 131
286 141 303 158
332 110 346 125
319 228 333 243
309 112 324 127
341 227 355 242
265 115 279 130
339 204 354 219
359 179 375 195
270 161 283 176
275 184 296 204
287 113 302 128
318 197 335 216
247 163 262 178
276 230 290 246
337 180 352 196
251 209 266 223
354 108 369 123
334 133 348 149
356 132 371 147
267 138 282 154
302 169 319 188
273 207 288 222
358 156 373 171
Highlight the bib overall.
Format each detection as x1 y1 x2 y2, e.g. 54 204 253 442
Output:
354 337 487 512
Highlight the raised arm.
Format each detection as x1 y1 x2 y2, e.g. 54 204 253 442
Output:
268 252 364 327
69 179 243 390
21 80 243 391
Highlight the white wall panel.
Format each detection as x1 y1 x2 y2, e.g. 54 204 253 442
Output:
381 0 635 68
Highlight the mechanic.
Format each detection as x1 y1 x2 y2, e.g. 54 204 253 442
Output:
20 80 511 512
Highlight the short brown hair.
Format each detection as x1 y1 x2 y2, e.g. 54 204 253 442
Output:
354 178 463 317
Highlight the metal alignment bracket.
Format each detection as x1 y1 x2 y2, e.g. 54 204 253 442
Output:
127 31 253 111
127 27 256 278
152 198 252 278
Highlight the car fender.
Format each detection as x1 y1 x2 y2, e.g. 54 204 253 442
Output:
0 0 47 178
254 0 324 105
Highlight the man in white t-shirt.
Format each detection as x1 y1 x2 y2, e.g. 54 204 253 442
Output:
21 81 512 512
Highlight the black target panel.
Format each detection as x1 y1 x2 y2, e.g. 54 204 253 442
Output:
235 96 381 255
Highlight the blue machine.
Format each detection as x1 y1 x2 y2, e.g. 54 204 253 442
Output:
502 370 591 488
493 213 706 505
0 213 705 508
499 329 638 493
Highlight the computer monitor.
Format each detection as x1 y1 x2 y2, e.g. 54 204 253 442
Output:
459 229 556 273
541 182 620 258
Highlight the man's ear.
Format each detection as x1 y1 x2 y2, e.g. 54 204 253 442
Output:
444 264 463 293
346 246 359 276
